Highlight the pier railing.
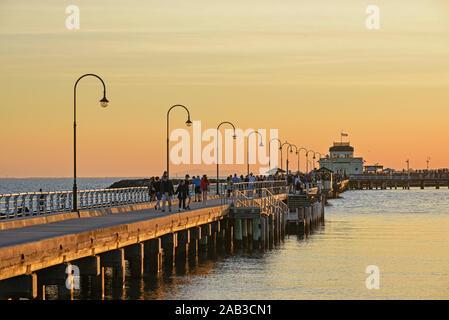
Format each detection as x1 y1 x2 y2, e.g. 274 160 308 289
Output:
349 173 449 181
226 184 289 216
0 180 288 221
0 187 151 220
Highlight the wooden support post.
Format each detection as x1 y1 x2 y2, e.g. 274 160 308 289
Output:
208 222 217 254
242 219 248 248
161 233 178 268
176 229 190 263
100 249 125 286
91 266 105 300
144 238 162 273
247 218 253 249
0 273 38 299
35 263 74 299
252 217 260 249
72 256 101 276
225 221 234 253
234 218 243 249
188 227 201 260
216 221 226 252
124 243 144 278
260 216 266 249
268 214 274 248
273 210 278 243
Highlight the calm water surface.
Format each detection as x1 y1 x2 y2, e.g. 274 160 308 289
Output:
45 189 449 299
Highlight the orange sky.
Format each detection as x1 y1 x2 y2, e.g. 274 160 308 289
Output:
0 0 448 177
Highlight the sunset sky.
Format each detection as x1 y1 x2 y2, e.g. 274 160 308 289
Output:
1 0 448 177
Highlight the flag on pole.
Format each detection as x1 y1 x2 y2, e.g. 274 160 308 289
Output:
341 132 348 137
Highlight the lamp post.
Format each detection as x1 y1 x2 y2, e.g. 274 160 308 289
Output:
313 152 321 170
216 121 237 195
279 141 290 171
167 105 192 178
305 150 314 173
285 143 294 175
73 74 109 212
288 144 299 173
297 147 307 173
247 130 264 176
268 138 281 170
314 152 322 170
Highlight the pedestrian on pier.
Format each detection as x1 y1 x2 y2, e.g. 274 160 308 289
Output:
184 174 191 210
148 177 156 201
226 175 233 197
38 189 45 212
193 176 201 202
153 177 162 210
160 175 174 212
175 180 188 211
200 175 210 205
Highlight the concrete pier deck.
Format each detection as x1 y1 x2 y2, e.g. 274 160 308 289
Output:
2 182 325 299
0 197 231 281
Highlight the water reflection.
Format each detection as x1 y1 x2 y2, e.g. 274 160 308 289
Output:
45 189 449 300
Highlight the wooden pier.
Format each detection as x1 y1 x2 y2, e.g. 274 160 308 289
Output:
349 174 449 190
285 194 325 234
0 185 291 299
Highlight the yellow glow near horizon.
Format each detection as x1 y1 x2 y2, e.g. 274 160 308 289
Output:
0 0 448 177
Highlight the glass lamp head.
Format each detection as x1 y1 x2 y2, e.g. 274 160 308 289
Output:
99 97 109 108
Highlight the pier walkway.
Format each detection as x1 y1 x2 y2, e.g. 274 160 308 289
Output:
0 181 299 299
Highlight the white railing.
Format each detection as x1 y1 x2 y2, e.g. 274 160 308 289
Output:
0 187 150 220
225 183 289 216
0 180 288 221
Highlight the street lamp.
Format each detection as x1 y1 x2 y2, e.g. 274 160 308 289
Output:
216 121 237 195
313 152 322 170
285 143 294 174
279 141 290 171
297 147 307 173
247 130 264 176
288 144 299 173
268 138 281 170
167 105 192 178
306 150 315 173
73 73 109 212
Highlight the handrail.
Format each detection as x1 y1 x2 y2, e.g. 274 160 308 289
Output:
0 180 288 221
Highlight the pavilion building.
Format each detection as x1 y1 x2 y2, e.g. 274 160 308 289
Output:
318 142 363 175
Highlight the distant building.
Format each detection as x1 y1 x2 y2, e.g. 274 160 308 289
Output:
318 142 363 175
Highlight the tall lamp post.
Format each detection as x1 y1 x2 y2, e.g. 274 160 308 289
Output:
216 121 237 195
285 143 294 174
288 144 299 173
167 105 192 178
314 152 322 170
73 74 109 212
247 130 264 176
279 141 290 171
297 147 307 173
268 138 281 170
306 150 314 173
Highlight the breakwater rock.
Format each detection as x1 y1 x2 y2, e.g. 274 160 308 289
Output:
108 179 151 189
108 178 220 189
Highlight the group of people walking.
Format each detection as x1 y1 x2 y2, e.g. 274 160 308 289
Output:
147 173 210 212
